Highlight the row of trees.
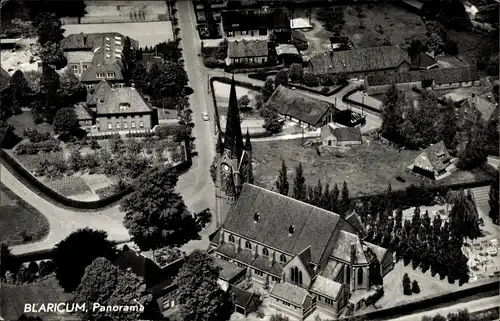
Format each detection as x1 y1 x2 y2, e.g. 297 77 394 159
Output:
402 273 420 295
406 21 459 57
423 309 490 321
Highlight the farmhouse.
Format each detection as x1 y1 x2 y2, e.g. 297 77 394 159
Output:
267 85 335 128
220 8 290 38
411 141 454 180
307 46 410 79
61 32 139 88
96 86 153 133
458 94 499 124
320 124 362 147
364 66 480 95
226 39 268 66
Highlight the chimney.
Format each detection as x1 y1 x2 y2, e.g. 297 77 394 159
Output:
131 83 135 89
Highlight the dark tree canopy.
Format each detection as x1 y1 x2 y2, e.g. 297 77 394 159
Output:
33 12 64 45
10 70 33 106
260 102 283 134
380 84 405 142
1 243 21 277
175 250 232 321
275 159 289 196
58 69 87 105
18 315 43 321
52 228 117 292
449 190 481 240
489 172 499 225
149 61 188 99
274 70 289 88
422 0 472 31
261 77 275 103
121 166 200 251
292 162 307 202
53 107 79 136
0 121 20 148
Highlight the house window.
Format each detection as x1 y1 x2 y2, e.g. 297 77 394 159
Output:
262 247 269 257
280 254 286 263
245 241 252 250
271 276 280 282
123 122 128 129
228 31 234 37
241 30 248 35
346 267 351 285
72 65 79 74
82 65 88 71
254 269 263 276
251 30 254 36
97 73 105 78
139 121 144 128
116 122 120 129
131 122 136 128
325 298 334 305
229 235 235 243
108 123 112 130
328 140 332 146
357 268 363 285
290 266 303 285
107 72 115 78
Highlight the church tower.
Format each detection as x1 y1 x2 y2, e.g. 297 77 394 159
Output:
215 76 253 227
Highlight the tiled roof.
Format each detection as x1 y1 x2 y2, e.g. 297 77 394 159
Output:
345 211 368 238
410 52 438 70
333 127 362 142
461 96 498 122
276 44 300 56
214 258 245 281
365 67 480 87
227 39 268 58
222 8 290 31
114 248 148 279
228 285 256 308
321 259 344 279
87 80 112 106
291 30 307 43
330 231 368 265
80 59 125 82
268 85 331 126
413 140 451 172
223 184 341 264
74 103 93 121
0 67 10 89
310 276 343 299
62 32 139 51
216 243 283 276
65 51 94 64
297 246 315 276
96 87 152 115
309 46 410 74
270 282 310 306
364 242 388 264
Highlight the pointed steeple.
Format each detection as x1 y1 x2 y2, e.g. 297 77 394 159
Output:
216 132 224 155
245 128 252 151
224 75 244 158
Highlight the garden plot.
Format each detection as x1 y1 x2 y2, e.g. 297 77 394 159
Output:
63 21 173 48
43 176 93 196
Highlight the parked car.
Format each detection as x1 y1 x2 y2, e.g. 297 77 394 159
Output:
202 112 210 121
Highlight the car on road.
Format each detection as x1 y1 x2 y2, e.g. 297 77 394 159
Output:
202 112 210 121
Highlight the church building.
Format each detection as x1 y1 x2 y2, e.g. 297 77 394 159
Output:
210 78 393 320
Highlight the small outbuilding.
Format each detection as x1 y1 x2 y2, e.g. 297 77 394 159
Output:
228 285 261 316
321 124 362 146
411 141 453 180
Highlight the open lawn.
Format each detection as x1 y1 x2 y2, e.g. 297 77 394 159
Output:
63 21 173 48
0 277 74 321
0 182 49 246
252 139 496 197
341 3 426 49
447 29 496 66
7 112 54 139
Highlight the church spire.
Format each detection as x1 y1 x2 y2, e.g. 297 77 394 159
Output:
224 75 244 158
216 132 224 155
245 128 252 151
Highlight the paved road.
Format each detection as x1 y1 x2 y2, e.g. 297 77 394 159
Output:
388 295 500 321
1 164 130 255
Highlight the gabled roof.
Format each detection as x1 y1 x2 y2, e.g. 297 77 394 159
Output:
96 87 152 115
62 32 139 51
223 183 341 264
333 127 362 142
364 242 389 264
228 285 257 309
296 246 315 276
227 39 268 58
330 230 368 265
291 30 307 43
413 140 451 172
74 103 93 121
309 46 410 74
221 8 290 31
346 211 368 238
310 275 343 299
410 52 438 70
270 282 311 306
461 96 498 122
87 79 112 106
268 85 332 126
365 67 480 87
276 44 300 56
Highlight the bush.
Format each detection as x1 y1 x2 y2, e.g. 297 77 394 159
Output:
155 125 180 139
412 280 420 293
34 155 67 178
270 315 290 321
321 87 330 94
302 73 319 87
90 140 100 150
15 139 61 155
125 130 155 138
23 128 51 143
38 260 54 277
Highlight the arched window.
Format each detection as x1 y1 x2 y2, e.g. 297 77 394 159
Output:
357 268 363 285
280 254 287 263
228 235 235 243
245 241 252 250
290 266 303 285
346 266 351 285
262 247 269 257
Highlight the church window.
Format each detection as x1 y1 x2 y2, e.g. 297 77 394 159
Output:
262 247 269 257
290 266 303 285
280 254 287 263
357 268 363 285
229 235 235 243
245 240 252 250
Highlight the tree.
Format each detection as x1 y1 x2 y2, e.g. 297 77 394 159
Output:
122 36 136 84
202 0 218 38
274 70 289 88
17 315 43 321
0 243 20 277
72 257 154 321
28 261 39 274
443 40 459 56
40 64 60 94
275 159 289 196
289 63 304 83
449 190 481 240
121 166 200 251
411 280 420 293
33 12 64 45
489 172 499 225
261 77 275 103
402 273 412 295
53 108 79 136
292 163 307 201
317 7 345 34
457 117 488 169
52 228 117 292
437 102 459 150
330 183 340 213
58 69 86 105
132 62 149 92
407 37 429 57
156 40 182 62
380 84 405 141
10 70 33 106
340 181 350 215
422 0 471 31
237 95 251 111
0 120 19 148
175 250 232 321
260 102 283 133
39 41 67 69
149 61 188 99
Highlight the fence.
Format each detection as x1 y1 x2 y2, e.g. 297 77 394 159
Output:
0 148 192 210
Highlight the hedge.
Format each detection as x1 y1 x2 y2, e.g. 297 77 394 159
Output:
15 139 61 155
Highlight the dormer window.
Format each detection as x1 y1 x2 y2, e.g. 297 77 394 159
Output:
253 212 260 223
99 98 105 103
262 247 269 257
245 241 252 250
289 225 295 235
280 254 286 263
107 72 115 78
119 103 130 111
97 73 105 78
229 235 235 243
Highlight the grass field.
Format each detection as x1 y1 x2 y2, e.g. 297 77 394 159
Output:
7 112 54 139
0 277 74 321
63 21 173 48
252 139 495 197
0 183 49 246
447 29 496 66
14 152 64 171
